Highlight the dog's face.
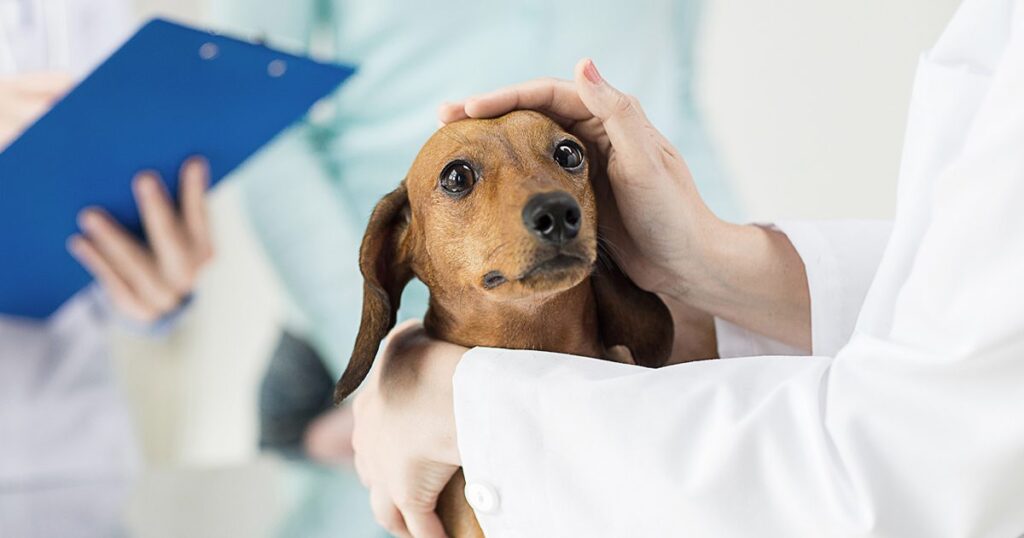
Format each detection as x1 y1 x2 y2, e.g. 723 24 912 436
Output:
406 110 597 301
334 111 674 403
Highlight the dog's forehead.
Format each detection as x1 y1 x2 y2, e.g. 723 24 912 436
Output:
419 112 565 163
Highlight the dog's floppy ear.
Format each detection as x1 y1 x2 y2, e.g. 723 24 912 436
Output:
591 251 674 368
334 183 413 403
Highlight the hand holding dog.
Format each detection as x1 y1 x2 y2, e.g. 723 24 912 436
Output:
351 320 465 538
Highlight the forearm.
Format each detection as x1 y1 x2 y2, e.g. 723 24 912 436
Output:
671 220 812 352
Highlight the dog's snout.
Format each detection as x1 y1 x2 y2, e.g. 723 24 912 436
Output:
522 191 582 245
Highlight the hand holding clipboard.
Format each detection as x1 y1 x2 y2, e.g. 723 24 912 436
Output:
0 19 356 319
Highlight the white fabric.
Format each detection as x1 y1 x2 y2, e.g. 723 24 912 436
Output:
453 0 1024 536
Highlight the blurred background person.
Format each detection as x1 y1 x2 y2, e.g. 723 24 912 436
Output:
0 1 212 536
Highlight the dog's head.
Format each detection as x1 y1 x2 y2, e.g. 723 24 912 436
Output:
334 111 673 403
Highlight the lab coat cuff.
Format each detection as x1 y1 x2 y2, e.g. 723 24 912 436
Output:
773 221 844 356
714 316 807 358
88 284 193 338
453 347 553 537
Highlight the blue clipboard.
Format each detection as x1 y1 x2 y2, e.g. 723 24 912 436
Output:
0 18 355 319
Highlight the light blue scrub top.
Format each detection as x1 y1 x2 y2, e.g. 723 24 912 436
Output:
210 0 740 376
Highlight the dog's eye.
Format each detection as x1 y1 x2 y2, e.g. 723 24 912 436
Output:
553 140 585 171
439 161 476 196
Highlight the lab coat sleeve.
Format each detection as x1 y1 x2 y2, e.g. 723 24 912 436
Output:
453 11 1024 537
714 220 892 359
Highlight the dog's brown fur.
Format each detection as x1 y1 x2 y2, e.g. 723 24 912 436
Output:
335 111 674 537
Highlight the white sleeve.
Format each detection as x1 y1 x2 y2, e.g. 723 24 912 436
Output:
453 9 1024 537
715 220 891 359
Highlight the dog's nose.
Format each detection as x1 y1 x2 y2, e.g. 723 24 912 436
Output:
522 191 582 245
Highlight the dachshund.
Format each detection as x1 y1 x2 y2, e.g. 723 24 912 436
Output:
334 110 675 537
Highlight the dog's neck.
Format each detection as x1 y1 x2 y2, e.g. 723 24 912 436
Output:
423 278 604 358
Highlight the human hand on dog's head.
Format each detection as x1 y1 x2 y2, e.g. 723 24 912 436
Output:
351 319 466 538
438 59 728 305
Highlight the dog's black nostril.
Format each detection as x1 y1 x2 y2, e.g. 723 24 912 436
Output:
522 191 583 245
565 207 580 227
535 214 555 235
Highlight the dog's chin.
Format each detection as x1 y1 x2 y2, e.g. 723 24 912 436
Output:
483 253 593 298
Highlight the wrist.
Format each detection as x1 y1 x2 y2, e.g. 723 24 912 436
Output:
656 211 739 305
427 340 467 467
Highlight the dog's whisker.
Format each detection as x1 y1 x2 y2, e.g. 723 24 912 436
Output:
595 247 617 276
597 235 626 269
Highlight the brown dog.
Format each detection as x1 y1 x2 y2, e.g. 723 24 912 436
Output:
334 110 674 537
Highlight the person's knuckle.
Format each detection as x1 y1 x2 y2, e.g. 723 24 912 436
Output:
393 493 421 513
610 92 636 118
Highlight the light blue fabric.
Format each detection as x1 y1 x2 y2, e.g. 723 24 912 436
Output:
210 0 741 375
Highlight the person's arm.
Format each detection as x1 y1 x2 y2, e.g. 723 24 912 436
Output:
708 220 892 358
453 17 1024 535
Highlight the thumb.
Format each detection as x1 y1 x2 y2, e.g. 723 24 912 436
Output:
572 58 656 162
403 509 448 538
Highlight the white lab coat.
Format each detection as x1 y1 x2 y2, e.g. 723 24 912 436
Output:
452 1 1024 536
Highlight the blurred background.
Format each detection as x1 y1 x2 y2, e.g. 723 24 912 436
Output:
6 0 962 536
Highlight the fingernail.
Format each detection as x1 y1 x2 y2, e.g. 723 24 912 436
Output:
187 155 209 172
78 209 100 230
583 59 603 85
134 174 156 196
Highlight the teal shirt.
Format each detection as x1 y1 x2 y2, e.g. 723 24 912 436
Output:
210 0 740 376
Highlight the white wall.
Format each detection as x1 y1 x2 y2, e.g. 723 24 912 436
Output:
699 0 961 221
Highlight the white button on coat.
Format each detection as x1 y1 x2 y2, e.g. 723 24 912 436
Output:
463 482 500 514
